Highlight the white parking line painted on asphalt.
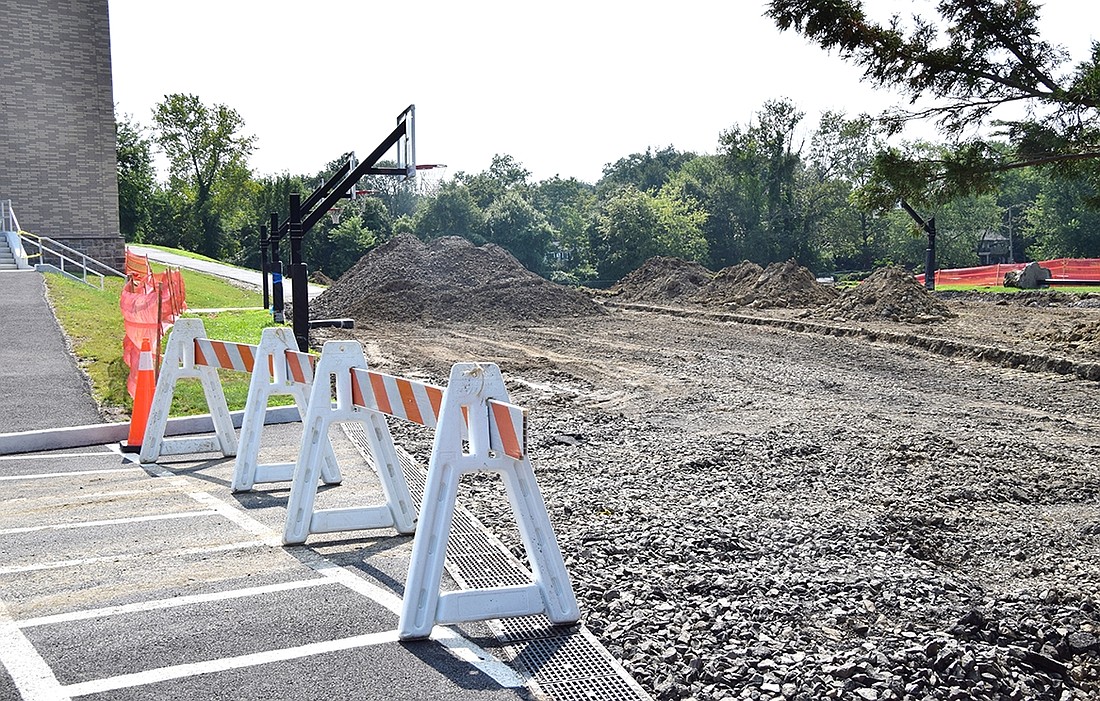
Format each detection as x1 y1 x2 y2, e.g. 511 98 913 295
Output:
0 540 268 575
0 467 144 481
186 490 282 546
182 492 526 688
292 550 405 614
17 578 334 628
60 629 404 697
0 598 71 701
0 510 217 536
0 452 116 461
118 455 527 688
431 627 527 688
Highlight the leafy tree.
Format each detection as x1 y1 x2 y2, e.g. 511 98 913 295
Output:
767 0 1100 208
719 98 813 265
116 113 157 242
412 182 485 242
802 112 886 270
456 154 531 209
531 176 598 279
593 185 707 282
663 155 743 268
598 146 697 196
484 192 553 273
1026 177 1100 258
151 93 256 258
236 173 307 270
305 214 380 278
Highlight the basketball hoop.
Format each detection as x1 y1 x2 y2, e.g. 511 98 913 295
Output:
328 205 344 225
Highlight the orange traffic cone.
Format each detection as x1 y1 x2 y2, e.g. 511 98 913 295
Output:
121 340 155 453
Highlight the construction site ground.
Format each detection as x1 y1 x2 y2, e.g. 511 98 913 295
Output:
314 294 1100 700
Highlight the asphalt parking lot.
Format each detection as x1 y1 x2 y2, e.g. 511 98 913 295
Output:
0 424 539 701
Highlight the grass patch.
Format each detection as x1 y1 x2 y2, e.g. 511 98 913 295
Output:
45 271 287 419
150 262 262 310
137 244 226 265
933 284 1100 294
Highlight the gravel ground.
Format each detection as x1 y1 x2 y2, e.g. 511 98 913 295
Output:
315 296 1100 701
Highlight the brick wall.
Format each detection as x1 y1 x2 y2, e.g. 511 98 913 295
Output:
0 0 125 272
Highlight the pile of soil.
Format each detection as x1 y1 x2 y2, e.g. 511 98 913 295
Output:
308 233 603 323
691 261 765 305
1032 318 1100 356
736 259 838 309
611 257 715 303
818 266 955 323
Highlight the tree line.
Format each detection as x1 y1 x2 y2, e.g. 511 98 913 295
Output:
117 2 1100 285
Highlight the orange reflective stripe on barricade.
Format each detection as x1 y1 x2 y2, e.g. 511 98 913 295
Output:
193 339 257 373
285 350 317 385
489 401 526 460
351 368 444 428
348 367 524 458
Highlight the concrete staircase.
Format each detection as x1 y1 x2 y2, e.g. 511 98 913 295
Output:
0 236 17 270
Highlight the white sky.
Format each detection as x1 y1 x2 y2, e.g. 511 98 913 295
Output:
108 1 1100 185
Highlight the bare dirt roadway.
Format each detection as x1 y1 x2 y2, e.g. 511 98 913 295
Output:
315 299 1100 701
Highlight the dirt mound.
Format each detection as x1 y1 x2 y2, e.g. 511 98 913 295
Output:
818 266 955 323
695 259 836 309
611 257 714 303
309 233 604 323
740 259 837 308
691 261 765 305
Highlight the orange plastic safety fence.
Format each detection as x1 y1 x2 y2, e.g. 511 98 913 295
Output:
916 258 1100 286
120 248 189 398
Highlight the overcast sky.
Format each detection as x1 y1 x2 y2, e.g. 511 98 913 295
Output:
108 1 1100 185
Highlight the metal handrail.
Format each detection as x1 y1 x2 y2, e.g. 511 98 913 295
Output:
0 200 19 233
17 232 124 289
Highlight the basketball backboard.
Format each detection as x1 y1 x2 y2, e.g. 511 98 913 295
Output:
396 105 415 181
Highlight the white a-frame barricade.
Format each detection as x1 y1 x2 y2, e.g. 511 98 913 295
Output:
230 327 341 492
139 318 239 463
283 341 418 544
397 362 579 639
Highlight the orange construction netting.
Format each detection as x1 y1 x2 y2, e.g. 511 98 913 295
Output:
916 258 1100 286
120 249 187 397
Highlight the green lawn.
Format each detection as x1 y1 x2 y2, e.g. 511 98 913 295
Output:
45 266 289 419
933 284 1100 294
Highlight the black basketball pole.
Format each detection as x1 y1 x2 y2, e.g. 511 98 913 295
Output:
270 212 285 323
289 193 309 352
899 200 937 291
259 225 270 312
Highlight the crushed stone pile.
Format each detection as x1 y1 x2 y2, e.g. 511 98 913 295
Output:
691 261 765 306
309 233 604 323
819 266 955 324
611 257 715 303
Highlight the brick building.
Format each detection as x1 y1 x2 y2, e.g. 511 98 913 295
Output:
0 0 124 272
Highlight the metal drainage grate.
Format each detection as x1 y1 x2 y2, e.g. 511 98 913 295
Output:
343 422 652 701
491 613 581 644
446 554 533 589
504 633 618 684
538 675 649 701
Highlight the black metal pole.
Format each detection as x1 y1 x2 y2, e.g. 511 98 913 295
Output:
259 225 270 312
924 217 937 291
899 200 937 291
269 212 285 323
289 193 309 352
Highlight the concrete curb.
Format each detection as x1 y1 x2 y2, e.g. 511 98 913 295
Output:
0 405 301 455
